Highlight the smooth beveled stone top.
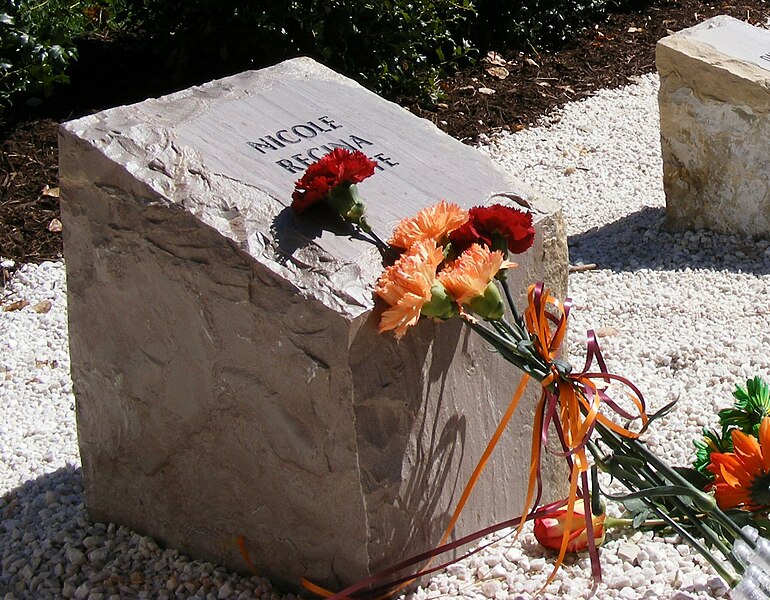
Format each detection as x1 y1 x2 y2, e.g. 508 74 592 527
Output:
657 16 770 116
62 57 555 318
672 15 770 72
174 76 514 215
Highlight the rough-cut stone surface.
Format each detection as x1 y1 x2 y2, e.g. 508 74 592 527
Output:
657 15 770 236
59 57 568 591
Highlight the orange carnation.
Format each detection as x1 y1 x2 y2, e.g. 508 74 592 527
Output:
389 200 468 251
438 244 515 320
375 240 450 339
439 244 514 304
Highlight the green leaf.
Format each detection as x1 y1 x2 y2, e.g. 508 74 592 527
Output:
617 484 717 514
692 428 729 476
608 454 646 468
609 485 703 503
674 466 712 491
640 397 678 434
622 497 648 514
722 376 770 435
632 509 651 528
723 508 756 530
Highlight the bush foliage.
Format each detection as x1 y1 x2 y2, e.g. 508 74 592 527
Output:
118 0 477 100
0 0 124 107
2 0 631 108
472 0 626 51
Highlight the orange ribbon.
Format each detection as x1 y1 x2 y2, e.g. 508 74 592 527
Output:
300 374 532 599
292 281 649 598
518 283 648 589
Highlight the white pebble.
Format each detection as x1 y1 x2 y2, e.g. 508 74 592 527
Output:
528 558 545 573
3 74 766 600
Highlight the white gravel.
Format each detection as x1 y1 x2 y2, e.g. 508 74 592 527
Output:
3 72 770 599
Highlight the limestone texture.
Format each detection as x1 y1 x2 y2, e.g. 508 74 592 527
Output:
59 57 569 591
657 15 770 236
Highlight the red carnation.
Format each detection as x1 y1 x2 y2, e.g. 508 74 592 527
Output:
291 149 377 214
449 204 535 255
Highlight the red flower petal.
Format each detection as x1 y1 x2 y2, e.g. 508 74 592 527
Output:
335 149 378 184
292 175 334 213
533 501 605 553
291 149 377 213
449 219 492 251
449 204 535 254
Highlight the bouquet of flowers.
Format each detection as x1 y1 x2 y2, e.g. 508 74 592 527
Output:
289 148 770 599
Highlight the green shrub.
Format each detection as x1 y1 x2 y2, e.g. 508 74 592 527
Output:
0 0 643 110
472 0 629 51
0 0 127 107
119 0 477 101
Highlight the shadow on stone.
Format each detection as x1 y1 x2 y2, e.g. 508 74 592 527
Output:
347 313 470 579
569 206 770 275
270 206 384 266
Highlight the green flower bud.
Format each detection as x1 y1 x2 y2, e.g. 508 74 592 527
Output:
421 283 457 320
467 281 505 321
326 183 369 230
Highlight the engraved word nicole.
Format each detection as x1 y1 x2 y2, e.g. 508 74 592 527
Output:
247 115 399 175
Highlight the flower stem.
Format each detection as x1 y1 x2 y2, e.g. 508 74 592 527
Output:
624 437 754 549
501 277 524 329
589 435 740 585
595 425 747 575
643 496 739 586
463 319 548 380
494 318 522 341
603 516 675 529
356 219 398 261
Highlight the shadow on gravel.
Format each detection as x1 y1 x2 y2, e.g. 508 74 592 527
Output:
568 206 770 276
1 465 275 598
1 465 86 597
1 465 181 598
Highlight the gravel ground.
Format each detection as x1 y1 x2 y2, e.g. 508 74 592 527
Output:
3 73 770 599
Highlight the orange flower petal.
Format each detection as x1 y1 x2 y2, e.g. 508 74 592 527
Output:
732 429 765 476
761 417 770 471
438 244 515 305
379 295 424 339
713 482 750 510
709 424 770 509
389 200 468 250
375 240 444 339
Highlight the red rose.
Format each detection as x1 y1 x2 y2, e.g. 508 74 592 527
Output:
449 204 535 255
533 501 606 553
291 149 377 213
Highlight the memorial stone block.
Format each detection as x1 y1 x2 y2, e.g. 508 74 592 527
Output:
657 15 770 236
59 57 568 590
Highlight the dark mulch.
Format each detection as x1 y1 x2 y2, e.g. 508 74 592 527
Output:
1 0 769 267
410 0 769 141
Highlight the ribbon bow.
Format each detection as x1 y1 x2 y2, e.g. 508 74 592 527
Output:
271 282 649 598
519 282 648 587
